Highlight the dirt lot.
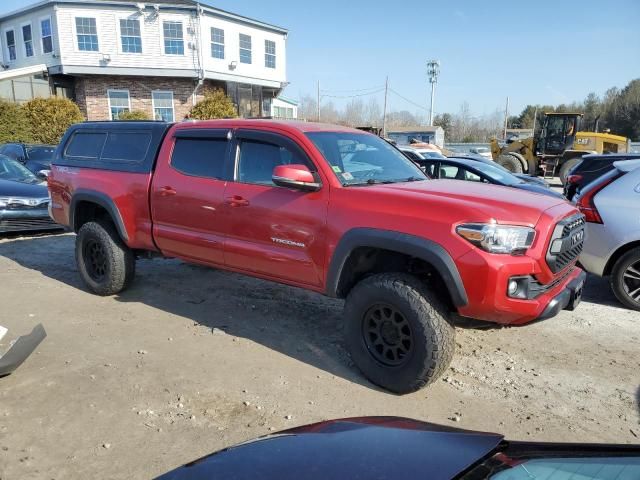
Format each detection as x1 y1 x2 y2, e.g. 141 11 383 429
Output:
1 232 639 479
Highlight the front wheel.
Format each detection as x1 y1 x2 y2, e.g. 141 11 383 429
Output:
610 249 640 311
496 154 523 173
558 158 581 185
344 273 455 394
75 220 135 296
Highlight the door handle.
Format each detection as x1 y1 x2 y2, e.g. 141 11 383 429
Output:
160 186 177 196
225 195 250 207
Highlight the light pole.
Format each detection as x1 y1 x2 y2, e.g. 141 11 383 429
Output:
427 60 440 126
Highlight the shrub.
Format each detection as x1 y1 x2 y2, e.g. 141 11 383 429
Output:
117 110 150 120
0 99 32 143
189 89 238 120
22 97 84 144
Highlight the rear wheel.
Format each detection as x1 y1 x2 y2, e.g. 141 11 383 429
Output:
496 154 523 173
344 273 455 394
610 249 640 311
76 220 135 296
558 158 581 185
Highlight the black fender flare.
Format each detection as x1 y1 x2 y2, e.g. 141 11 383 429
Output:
69 190 129 242
326 228 468 307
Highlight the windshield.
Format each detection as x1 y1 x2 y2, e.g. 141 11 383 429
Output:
0 154 39 184
26 145 56 164
468 161 522 185
306 132 427 185
419 151 446 159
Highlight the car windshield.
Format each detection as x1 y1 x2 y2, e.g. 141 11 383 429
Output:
419 151 446 159
0 154 40 184
26 145 56 164
306 132 427 185
467 161 522 185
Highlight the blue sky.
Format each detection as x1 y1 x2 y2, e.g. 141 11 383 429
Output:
2 0 639 118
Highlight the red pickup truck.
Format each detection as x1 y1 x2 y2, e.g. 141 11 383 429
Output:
49 120 586 393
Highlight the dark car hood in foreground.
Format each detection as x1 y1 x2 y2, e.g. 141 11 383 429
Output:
157 417 503 480
0 178 48 197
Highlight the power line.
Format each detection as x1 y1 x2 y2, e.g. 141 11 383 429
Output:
321 88 385 99
388 88 428 111
320 85 384 94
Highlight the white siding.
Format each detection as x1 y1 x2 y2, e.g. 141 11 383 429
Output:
0 6 57 69
56 6 200 72
200 15 286 84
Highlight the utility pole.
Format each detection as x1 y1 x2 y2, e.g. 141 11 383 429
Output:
427 60 440 126
316 81 320 122
503 96 509 140
382 76 389 137
532 106 538 136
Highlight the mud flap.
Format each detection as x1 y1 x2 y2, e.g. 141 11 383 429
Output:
0 324 46 377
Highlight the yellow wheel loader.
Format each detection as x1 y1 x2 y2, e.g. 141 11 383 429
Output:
490 113 629 184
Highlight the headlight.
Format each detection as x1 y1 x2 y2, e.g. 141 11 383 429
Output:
456 223 535 255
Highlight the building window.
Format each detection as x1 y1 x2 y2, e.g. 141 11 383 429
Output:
76 17 99 52
40 18 53 54
211 27 224 59
107 89 130 120
152 91 174 122
120 18 141 53
239 33 251 64
265 39 275 69
22 24 34 57
5 30 16 61
163 21 183 55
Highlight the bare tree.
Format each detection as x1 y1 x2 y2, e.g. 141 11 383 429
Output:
364 98 382 127
297 94 318 121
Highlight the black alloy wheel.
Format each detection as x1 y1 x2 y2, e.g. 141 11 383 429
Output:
362 303 413 367
84 239 108 281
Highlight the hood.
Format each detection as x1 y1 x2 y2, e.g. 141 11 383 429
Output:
515 183 565 199
364 180 567 226
156 417 503 480
0 178 49 198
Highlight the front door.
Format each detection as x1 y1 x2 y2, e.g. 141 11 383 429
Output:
222 129 328 287
151 129 231 266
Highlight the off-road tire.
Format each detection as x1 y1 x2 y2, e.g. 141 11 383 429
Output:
497 154 523 173
75 220 135 296
558 158 581 185
610 248 640 311
344 273 455 394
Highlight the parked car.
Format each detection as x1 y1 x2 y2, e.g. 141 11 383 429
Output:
469 146 492 159
399 146 446 161
576 159 640 310
0 143 56 177
417 156 565 199
158 416 640 480
0 155 59 233
564 153 640 200
49 120 586 394
448 153 551 188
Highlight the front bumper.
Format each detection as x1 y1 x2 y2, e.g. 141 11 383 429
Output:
536 270 586 321
0 208 61 233
456 247 586 325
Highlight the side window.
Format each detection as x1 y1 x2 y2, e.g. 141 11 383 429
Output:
102 132 151 162
440 165 459 179
237 140 313 186
65 132 107 159
424 161 437 178
170 138 227 179
463 169 482 182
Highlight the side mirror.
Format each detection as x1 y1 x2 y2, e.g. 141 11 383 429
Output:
37 169 50 179
272 164 321 192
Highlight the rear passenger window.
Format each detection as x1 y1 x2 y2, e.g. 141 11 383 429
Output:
65 132 107 159
171 138 227 179
102 132 151 162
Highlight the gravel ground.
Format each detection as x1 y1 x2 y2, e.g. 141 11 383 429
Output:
0 232 639 479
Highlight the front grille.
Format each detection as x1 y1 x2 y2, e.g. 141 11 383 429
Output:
528 266 575 298
546 214 586 274
0 217 59 232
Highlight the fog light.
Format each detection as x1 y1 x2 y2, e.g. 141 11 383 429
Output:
508 280 519 296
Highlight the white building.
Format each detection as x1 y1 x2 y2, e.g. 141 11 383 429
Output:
270 96 296 119
0 0 288 120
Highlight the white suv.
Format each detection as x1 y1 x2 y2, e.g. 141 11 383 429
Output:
576 159 640 310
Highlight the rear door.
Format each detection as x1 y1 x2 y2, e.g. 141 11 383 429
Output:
151 129 231 265
222 129 329 287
